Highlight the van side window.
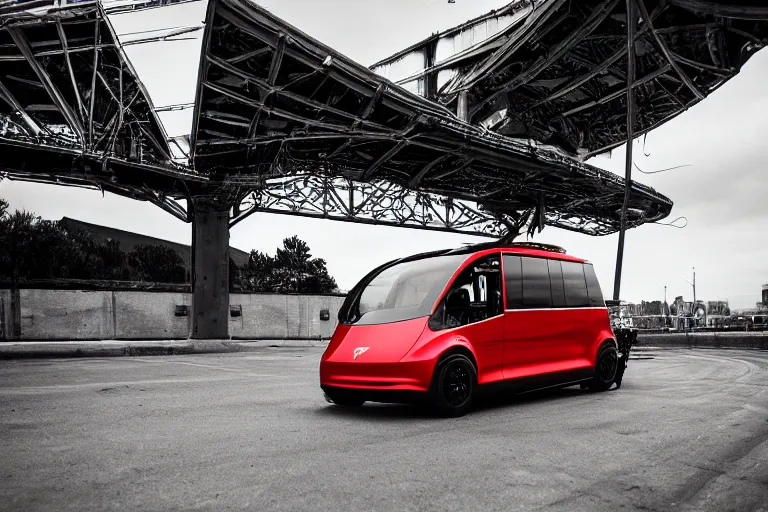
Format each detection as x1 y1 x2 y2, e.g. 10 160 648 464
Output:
430 254 502 330
504 255 604 310
548 259 566 307
521 257 551 308
503 255 523 309
561 261 590 307
583 263 604 307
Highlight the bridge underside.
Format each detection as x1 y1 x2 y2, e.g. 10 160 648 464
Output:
190 0 673 238
2 0 762 338
371 0 768 158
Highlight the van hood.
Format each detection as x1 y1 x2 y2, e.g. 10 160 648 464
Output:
323 317 428 363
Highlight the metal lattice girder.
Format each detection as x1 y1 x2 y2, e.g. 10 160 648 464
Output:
191 0 674 237
0 3 175 159
369 0 768 157
0 1 193 206
230 175 508 235
228 174 629 238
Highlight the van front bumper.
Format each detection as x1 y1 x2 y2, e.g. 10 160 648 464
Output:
321 384 429 405
319 358 436 393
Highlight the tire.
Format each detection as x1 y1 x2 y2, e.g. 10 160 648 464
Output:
590 344 619 392
429 354 477 417
324 390 365 407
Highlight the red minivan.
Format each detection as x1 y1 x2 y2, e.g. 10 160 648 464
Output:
320 242 619 416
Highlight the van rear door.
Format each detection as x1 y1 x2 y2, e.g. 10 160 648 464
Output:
502 255 596 381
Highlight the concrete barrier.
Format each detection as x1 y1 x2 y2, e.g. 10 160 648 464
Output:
638 332 768 350
1 289 345 341
229 294 343 340
114 291 191 339
19 289 114 340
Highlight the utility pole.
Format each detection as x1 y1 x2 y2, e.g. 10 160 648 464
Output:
613 0 636 301
682 268 696 304
693 267 696 306
681 267 696 329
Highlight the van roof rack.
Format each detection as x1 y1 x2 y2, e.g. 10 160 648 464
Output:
506 242 567 254
449 240 566 255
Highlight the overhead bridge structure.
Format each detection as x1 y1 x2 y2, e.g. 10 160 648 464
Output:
0 0 765 338
370 0 768 158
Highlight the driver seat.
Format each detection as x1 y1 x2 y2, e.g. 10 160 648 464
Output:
446 288 471 326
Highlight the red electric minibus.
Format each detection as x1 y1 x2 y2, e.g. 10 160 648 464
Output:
320 242 619 416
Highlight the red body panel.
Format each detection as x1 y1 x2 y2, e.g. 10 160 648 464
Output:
403 315 504 385
320 318 432 391
320 246 615 401
502 308 611 380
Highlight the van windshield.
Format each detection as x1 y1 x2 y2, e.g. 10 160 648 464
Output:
351 254 468 325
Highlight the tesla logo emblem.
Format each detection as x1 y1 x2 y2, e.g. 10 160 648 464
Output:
353 347 369 360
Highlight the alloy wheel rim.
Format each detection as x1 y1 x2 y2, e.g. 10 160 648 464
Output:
598 350 618 382
442 362 471 407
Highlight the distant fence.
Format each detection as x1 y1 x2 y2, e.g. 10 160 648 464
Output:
637 332 768 350
0 288 346 341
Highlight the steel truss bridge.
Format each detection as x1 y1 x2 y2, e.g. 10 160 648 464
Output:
0 0 766 337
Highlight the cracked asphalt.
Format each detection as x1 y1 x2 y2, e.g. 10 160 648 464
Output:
1 348 768 512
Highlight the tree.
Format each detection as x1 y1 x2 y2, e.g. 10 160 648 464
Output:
128 244 186 283
245 250 275 292
229 257 242 291
241 236 338 294
97 239 131 281
23 219 77 279
0 208 36 339
0 199 336 293
0 209 36 283
272 236 314 293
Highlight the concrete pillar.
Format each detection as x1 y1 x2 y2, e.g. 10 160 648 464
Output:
191 201 230 339
9 284 21 340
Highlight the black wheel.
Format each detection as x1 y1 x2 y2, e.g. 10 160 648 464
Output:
590 344 619 391
324 391 365 407
429 354 477 417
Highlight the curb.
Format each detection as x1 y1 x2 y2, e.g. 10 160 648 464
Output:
4 334 767 360
0 339 330 360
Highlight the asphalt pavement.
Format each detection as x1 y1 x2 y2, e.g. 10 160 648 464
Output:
1 348 768 512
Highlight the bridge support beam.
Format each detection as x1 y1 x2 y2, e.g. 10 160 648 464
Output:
191 201 230 339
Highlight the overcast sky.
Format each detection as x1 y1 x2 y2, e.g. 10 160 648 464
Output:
2 0 767 309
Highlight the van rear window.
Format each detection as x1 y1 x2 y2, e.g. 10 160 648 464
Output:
561 261 590 307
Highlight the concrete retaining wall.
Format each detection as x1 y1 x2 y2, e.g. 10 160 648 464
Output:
2 289 344 341
114 292 191 339
229 294 343 340
20 290 114 340
638 332 768 350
